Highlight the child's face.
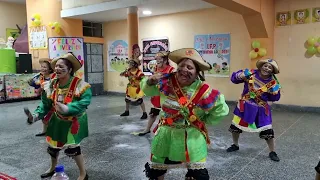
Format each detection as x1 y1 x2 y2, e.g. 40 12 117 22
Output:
133 48 141 58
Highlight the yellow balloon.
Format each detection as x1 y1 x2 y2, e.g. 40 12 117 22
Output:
34 19 41 26
33 13 41 20
53 22 60 28
55 27 61 34
249 50 258 59
31 21 36 26
258 48 267 56
48 22 53 27
317 46 320 53
308 37 316 46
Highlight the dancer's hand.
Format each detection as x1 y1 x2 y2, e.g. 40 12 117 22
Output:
238 72 246 80
24 107 38 125
56 102 69 114
147 74 162 85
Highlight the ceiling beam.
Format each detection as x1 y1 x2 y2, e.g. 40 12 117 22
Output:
203 0 270 38
61 0 143 18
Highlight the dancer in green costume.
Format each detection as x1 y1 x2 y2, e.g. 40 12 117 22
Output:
141 48 229 180
24 53 90 180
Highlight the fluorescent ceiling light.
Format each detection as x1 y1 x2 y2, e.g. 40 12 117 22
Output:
142 10 152 15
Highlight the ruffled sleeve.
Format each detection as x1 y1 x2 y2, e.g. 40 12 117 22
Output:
195 88 229 125
28 73 41 89
230 70 245 84
66 80 92 116
140 77 160 97
267 90 281 102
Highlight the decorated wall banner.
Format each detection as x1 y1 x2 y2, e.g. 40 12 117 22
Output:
276 11 291 26
194 34 231 77
0 75 5 102
312 7 320 23
48 37 85 79
29 25 48 49
5 74 38 100
293 9 310 24
142 37 169 75
107 40 128 72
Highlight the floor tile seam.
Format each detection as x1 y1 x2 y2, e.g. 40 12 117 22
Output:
226 113 306 180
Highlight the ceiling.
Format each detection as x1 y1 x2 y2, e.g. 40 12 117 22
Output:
66 0 215 22
0 0 25 4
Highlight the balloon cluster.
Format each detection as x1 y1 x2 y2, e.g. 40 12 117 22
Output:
306 37 320 55
48 22 61 34
249 41 267 59
31 13 42 27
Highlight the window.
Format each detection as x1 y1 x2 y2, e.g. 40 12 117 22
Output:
82 21 103 38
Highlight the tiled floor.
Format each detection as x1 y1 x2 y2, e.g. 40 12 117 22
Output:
0 95 319 180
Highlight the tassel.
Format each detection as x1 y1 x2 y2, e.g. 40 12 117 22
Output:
71 117 80 134
239 100 244 112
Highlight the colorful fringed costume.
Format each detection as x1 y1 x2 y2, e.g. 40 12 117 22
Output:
229 68 281 138
122 69 145 103
33 76 91 148
141 73 229 172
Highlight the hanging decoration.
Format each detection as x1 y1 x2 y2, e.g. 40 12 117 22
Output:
48 22 61 34
306 37 320 55
31 13 42 27
249 41 267 59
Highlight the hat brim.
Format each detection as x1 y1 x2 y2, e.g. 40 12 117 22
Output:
51 53 82 73
168 48 211 71
39 58 51 63
256 59 279 74
129 58 141 65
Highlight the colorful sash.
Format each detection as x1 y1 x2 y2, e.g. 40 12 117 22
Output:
240 76 277 115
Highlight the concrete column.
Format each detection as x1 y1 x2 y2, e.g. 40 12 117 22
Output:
127 6 139 58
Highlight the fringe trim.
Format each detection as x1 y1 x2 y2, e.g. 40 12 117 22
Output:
150 162 206 170
75 81 91 97
231 122 272 133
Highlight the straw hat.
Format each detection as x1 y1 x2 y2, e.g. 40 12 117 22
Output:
256 58 279 74
39 58 52 64
129 58 141 65
51 53 82 73
168 48 211 71
155 51 169 58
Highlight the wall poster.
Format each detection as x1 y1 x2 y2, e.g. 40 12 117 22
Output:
107 40 128 72
312 7 320 23
48 37 85 79
293 9 310 24
194 33 231 77
142 37 169 75
276 11 291 26
29 25 48 49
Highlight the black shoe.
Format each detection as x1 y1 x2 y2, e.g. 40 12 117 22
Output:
35 132 46 137
40 171 55 178
84 173 89 180
140 112 148 119
138 131 150 136
269 151 280 162
120 111 129 116
226 144 239 152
